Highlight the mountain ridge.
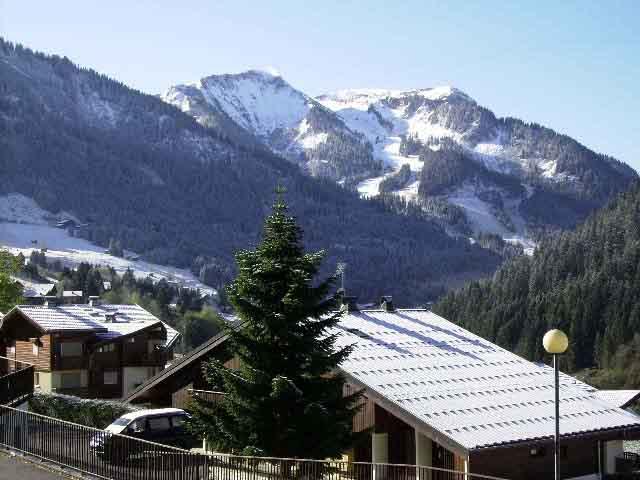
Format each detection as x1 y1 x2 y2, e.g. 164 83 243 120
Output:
163 69 637 244
0 37 502 305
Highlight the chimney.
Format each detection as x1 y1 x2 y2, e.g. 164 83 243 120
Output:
43 296 59 307
340 296 359 313
380 296 394 312
88 296 100 307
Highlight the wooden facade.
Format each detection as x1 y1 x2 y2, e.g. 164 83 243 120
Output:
1 308 174 399
11 335 53 371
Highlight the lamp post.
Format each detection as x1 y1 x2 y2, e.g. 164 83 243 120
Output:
543 329 569 480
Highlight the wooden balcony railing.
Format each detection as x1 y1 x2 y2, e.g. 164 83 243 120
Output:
173 388 225 410
0 355 34 405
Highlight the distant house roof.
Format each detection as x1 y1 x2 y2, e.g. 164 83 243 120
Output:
0 303 179 348
596 390 640 409
11 277 55 298
63 290 83 298
125 309 640 454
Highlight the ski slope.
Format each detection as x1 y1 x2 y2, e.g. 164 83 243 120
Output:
0 194 216 296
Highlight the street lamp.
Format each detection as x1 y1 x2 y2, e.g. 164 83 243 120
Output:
543 329 569 480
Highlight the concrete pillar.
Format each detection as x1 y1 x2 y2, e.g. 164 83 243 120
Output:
605 440 623 474
372 433 389 480
415 431 432 480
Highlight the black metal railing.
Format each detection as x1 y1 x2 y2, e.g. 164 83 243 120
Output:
0 356 34 405
0 404 507 480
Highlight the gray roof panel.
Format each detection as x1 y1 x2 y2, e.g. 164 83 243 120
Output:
333 309 640 450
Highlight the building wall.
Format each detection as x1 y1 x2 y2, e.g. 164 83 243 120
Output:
13 335 52 370
50 369 89 393
470 438 600 480
123 366 160 397
36 371 52 392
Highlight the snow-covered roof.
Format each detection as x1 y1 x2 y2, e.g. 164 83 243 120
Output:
7 303 179 348
11 277 55 298
333 309 640 452
63 290 83 297
596 390 640 409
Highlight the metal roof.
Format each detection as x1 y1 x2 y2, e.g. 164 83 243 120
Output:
11 277 55 298
11 304 179 348
596 390 640 409
333 309 640 452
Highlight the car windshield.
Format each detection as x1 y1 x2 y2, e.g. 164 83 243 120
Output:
111 417 132 426
104 416 132 433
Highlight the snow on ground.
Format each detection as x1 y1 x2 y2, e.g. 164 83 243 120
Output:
0 193 78 225
448 184 536 255
448 188 510 237
0 222 215 296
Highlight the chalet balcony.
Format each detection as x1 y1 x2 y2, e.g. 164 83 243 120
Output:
172 388 225 410
122 350 169 366
0 355 34 405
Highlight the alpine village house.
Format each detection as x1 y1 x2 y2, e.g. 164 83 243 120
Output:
0 296 179 398
125 298 640 480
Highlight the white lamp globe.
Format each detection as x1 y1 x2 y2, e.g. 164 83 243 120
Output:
543 329 569 354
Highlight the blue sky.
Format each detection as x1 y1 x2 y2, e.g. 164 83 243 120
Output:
1 0 638 170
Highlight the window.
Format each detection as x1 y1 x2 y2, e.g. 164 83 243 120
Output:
171 415 187 429
530 446 546 457
147 417 171 432
59 342 83 357
127 337 136 343
34 372 40 386
60 372 81 389
32 343 39 356
148 340 163 354
104 370 118 385
7 341 15 355
98 343 115 353
129 419 146 433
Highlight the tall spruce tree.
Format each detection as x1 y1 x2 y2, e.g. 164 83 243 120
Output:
188 194 362 458
0 250 23 312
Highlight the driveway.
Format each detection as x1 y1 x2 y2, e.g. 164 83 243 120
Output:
0 452 69 480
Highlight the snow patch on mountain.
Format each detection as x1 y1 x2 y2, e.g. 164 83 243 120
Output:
0 195 215 296
0 194 78 225
197 70 311 137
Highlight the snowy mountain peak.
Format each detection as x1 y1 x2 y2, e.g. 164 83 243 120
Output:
317 85 472 105
162 70 379 181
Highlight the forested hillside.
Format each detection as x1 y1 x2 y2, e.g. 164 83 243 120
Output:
0 38 501 305
435 183 640 387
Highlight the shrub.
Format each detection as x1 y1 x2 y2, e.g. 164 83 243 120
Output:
28 392 139 429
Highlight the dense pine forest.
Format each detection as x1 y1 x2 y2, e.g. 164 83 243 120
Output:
435 183 640 388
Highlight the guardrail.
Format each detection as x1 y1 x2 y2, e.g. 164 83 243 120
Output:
0 404 508 480
0 356 34 405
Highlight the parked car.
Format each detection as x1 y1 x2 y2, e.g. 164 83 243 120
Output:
89 408 195 461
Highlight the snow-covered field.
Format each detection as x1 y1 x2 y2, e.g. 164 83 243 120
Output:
0 194 215 296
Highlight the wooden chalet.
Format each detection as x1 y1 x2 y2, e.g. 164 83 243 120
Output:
0 297 179 399
124 300 640 480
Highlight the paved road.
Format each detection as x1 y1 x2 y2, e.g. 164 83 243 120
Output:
0 452 69 480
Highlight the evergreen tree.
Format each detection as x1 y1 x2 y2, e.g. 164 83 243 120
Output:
0 250 23 312
188 194 362 458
